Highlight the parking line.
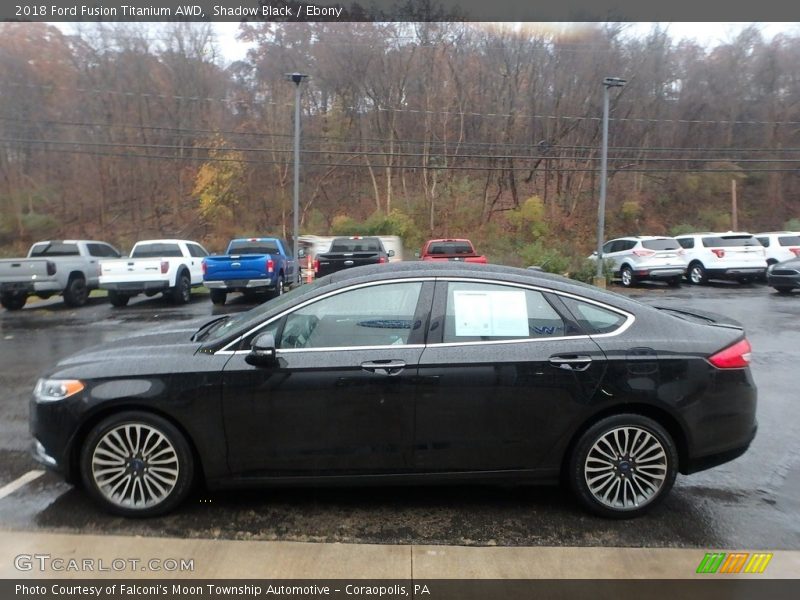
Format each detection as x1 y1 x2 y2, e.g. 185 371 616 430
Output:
0 470 45 501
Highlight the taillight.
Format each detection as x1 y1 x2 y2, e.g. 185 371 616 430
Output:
314 259 320 273
160 261 169 274
378 257 387 264
201 260 207 275
711 249 725 258
46 261 57 276
790 248 800 257
267 259 274 273
633 249 655 257
708 339 752 369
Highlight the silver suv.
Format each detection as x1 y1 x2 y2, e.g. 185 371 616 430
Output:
674 232 767 284
597 236 687 287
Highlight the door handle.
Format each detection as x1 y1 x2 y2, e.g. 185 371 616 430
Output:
361 360 406 376
549 355 593 372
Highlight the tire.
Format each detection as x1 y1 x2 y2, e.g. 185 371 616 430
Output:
80 411 195 518
1 292 27 311
63 276 89 307
271 274 285 299
687 262 708 285
171 272 191 305
667 277 681 287
774 286 794 294
568 414 678 519
108 290 130 307
209 289 227 305
620 265 635 288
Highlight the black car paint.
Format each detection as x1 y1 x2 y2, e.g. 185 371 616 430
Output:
31 262 757 493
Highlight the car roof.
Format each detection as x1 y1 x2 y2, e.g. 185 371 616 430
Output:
610 236 675 241
133 239 200 245
676 232 755 237
755 231 800 235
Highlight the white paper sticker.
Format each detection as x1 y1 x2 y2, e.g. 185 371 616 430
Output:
453 290 529 337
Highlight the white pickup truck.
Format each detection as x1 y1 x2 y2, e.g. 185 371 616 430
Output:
0 240 121 311
99 239 208 307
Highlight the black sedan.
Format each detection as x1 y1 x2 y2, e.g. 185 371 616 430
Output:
30 262 757 519
767 257 800 293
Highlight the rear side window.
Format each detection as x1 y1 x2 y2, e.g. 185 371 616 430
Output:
228 241 278 255
757 237 770 247
428 241 474 255
87 243 121 258
677 238 695 249
642 239 680 251
559 296 628 335
30 243 79 257
131 243 183 258
442 282 566 342
702 236 759 247
779 235 800 246
188 244 209 257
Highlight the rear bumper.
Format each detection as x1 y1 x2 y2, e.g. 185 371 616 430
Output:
705 267 766 279
684 423 757 474
204 278 274 291
1 280 61 294
633 267 686 279
100 280 169 294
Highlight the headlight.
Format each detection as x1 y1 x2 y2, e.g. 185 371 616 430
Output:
34 379 85 403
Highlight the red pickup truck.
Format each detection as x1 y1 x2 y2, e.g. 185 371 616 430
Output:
420 239 487 263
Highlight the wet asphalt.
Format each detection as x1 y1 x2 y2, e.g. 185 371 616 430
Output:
0 282 798 549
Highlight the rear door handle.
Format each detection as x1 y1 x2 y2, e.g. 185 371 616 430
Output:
361 360 406 376
549 355 593 372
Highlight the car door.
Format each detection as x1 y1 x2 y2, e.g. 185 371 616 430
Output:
413 279 608 473
603 240 623 273
221 280 434 477
186 243 208 284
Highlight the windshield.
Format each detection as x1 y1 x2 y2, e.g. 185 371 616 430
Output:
427 242 474 255
329 238 382 252
779 235 800 246
30 242 79 257
701 236 759 247
228 241 279 255
202 278 331 343
132 243 183 258
642 239 680 251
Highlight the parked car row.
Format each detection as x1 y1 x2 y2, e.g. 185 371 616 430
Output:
596 230 800 291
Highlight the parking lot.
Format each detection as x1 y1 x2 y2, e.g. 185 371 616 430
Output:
0 281 798 550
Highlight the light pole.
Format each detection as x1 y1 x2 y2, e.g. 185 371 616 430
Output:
595 76 626 288
285 72 309 264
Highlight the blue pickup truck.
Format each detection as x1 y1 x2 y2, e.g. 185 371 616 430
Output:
202 237 299 305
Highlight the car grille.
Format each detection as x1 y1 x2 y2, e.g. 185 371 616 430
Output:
772 269 800 275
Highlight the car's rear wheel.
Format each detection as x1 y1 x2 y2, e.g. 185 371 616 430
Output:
63 276 89 307
620 265 636 288
209 289 227 305
271 274 285 299
1 291 27 311
108 290 130 307
687 262 707 285
171 272 191 304
80 411 194 517
568 414 678 518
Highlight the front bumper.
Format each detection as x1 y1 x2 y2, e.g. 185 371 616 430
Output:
767 274 800 289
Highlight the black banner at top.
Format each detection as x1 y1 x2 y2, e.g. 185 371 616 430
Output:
2 0 800 22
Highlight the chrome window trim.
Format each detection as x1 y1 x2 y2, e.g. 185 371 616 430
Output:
214 275 634 356
216 277 434 354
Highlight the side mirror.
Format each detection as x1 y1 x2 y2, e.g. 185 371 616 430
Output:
387 249 395 257
246 332 278 367
591 251 598 256
297 248 306 258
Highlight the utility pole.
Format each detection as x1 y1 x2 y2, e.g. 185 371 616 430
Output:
285 73 309 263
731 179 739 231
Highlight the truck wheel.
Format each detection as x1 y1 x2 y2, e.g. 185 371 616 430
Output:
271 275 285 299
108 290 130 307
1 292 27 311
171 273 191 305
209 290 227 305
63 276 89 307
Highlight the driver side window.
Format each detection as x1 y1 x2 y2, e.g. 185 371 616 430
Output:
278 282 423 349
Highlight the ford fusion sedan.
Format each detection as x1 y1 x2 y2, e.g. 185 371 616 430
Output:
30 262 757 518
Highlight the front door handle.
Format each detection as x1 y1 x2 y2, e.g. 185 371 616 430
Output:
361 360 406 376
549 355 593 372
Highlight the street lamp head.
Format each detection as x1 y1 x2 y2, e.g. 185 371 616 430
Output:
603 77 627 88
285 72 309 85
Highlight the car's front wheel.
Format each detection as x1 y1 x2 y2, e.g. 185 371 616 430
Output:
80 411 195 517
620 265 636 288
568 414 678 518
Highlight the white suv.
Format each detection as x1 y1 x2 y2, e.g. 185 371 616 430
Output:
596 236 687 287
674 232 767 284
755 231 800 266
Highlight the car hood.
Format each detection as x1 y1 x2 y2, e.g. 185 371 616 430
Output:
46 321 207 380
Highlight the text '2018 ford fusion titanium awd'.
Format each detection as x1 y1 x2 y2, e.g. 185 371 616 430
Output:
30 262 757 518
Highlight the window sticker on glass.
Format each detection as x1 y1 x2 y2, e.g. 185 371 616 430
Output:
453 290 529 337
